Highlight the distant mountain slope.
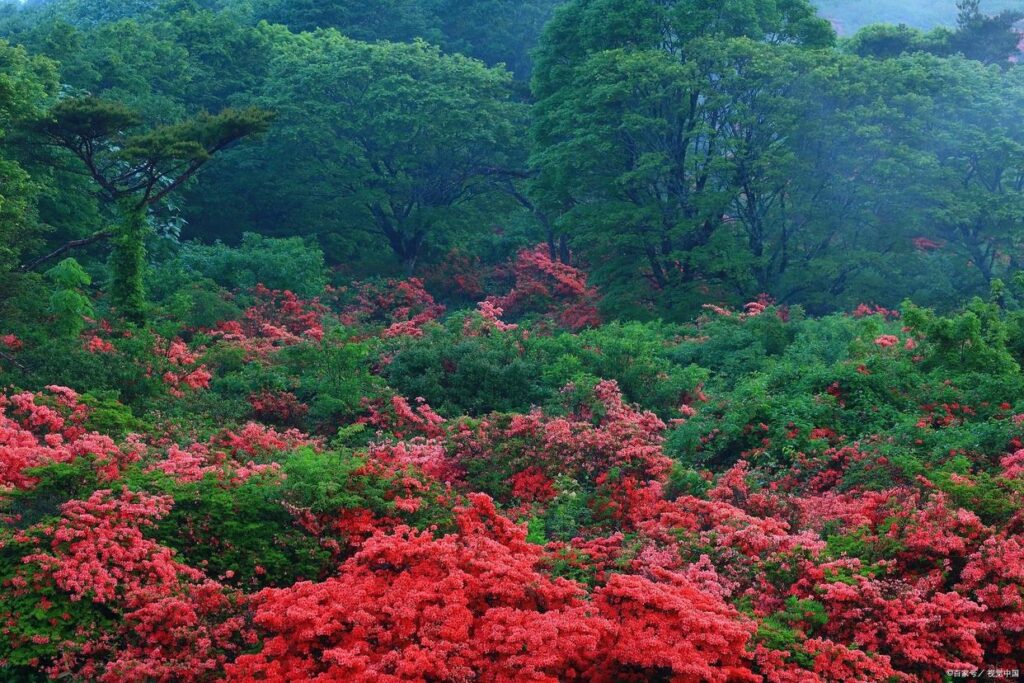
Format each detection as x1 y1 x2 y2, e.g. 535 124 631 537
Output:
814 0 1023 34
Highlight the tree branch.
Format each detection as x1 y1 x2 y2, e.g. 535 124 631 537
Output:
20 230 114 272
0 349 27 371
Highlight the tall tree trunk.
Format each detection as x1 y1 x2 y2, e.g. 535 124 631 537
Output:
110 204 148 325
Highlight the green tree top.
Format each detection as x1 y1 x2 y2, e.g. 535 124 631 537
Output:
34 96 272 211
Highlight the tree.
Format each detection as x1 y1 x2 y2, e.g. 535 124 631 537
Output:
730 52 956 312
253 0 439 43
29 96 271 322
260 31 524 274
432 0 563 80
920 56 1024 291
952 0 1023 65
530 0 835 317
250 0 561 80
0 39 55 275
848 2 1024 66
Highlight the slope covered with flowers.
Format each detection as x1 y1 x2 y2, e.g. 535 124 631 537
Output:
1 249 1023 681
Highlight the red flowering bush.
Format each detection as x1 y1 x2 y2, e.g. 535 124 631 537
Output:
0 387 138 489
96 581 254 683
248 390 309 425
463 300 518 335
956 534 1024 665
1 333 23 351
592 569 759 682
447 380 670 522
209 285 327 359
227 494 603 681
229 494 760 683
245 285 326 341
489 244 601 330
0 487 245 680
337 277 444 338
84 336 115 354
18 489 193 606
852 304 900 319
363 395 446 439
150 337 215 397
874 334 900 348
4 282 1024 682
817 575 987 678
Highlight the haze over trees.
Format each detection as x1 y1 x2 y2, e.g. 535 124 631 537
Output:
816 0 1023 34
1 0 1024 681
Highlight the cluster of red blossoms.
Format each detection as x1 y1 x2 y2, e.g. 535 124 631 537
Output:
2 365 1022 681
489 244 601 331
213 371 1024 682
2 280 1024 682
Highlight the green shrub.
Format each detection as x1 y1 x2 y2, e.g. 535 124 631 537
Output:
181 233 327 298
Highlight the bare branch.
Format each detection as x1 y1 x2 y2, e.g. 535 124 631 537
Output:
20 230 114 272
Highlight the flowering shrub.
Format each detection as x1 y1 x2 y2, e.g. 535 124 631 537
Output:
0 487 244 680
1 333 23 351
464 300 518 335
0 387 137 489
447 380 670 523
208 285 327 360
228 494 760 682
489 244 601 330
337 277 444 337
3 290 1024 681
363 395 446 439
84 335 115 354
248 390 309 425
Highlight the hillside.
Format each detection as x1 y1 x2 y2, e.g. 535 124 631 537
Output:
3 267 1024 681
2 0 1024 680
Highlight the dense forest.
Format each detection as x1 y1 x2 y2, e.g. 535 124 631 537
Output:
2 0 1024 681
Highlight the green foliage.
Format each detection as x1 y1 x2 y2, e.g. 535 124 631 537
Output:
529 321 709 418
0 559 113 681
30 94 271 322
382 316 708 418
251 0 560 79
825 525 906 565
903 299 1019 375
664 463 711 499
2 459 100 529
205 332 381 431
381 318 547 416
44 257 93 337
531 1 837 317
109 207 147 324
154 280 243 331
279 448 388 514
0 464 112 676
258 31 525 272
930 458 1023 525
139 469 333 588
0 39 56 272
5 0 1022 316
666 307 1024 481
78 391 147 437
4 329 168 409
755 597 829 668
533 476 595 542
279 336 381 426
181 233 327 298
280 447 452 531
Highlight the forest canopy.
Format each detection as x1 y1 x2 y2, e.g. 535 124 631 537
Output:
0 0 1022 318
